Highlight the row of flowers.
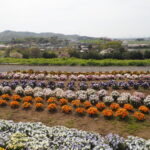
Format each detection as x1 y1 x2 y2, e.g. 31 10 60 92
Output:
0 120 149 150
0 95 149 121
1 80 150 90
1 72 150 80
0 87 150 107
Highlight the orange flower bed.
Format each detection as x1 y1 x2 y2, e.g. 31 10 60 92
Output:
124 104 134 111
22 102 31 109
35 97 44 103
47 103 57 112
102 109 113 118
110 103 120 110
87 107 98 116
59 98 68 105
83 101 92 108
0 99 7 106
96 102 106 110
133 112 145 121
75 107 86 115
10 101 19 109
35 103 44 110
61 105 72 113
115 108 129 119
1 94 10 100
138 106 149 114
23 96 33 103
71 100 81 107
47 97 57 104
12 94 21 101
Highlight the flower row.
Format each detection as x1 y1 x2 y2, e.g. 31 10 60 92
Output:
1 80 150 90
0 120 149 150
0 87 150 107
1 72 150 80
0 95 149 121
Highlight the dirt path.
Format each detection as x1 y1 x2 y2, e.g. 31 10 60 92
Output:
0 65 150 72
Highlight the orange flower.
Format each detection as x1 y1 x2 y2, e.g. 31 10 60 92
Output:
124 104 134 111
133 112 145 121
47 97 57 104
23 96 33 103
12 94 21 101
0 99 7 106
35 97 44 103
71 100 81 107
138 106 149 113
115 108 129 119
96 102 106 110
47 103 57 112
1 94 10 100
35 103 44 110
61 105 72 113
110 103 120 110
75 107 86 115
102 109 113 118
22 102 31 109
10 101 19 108
87 107 98 115
83 101 92 108
59 98 68 105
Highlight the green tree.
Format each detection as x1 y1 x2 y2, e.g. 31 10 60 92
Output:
29 48 41 58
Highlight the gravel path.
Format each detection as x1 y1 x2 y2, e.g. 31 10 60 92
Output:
0 65 150 72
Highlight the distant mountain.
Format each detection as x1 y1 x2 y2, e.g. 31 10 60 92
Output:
0 30 96 42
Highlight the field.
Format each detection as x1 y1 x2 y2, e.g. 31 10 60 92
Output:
1 57 150 66
0 70 150 149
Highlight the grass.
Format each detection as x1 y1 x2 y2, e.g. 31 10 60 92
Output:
122 118 150 135
65 119 75 128
0 57 150 66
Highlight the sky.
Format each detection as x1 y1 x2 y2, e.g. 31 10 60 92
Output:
0 0 150 38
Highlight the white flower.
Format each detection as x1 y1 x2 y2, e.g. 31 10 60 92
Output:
33 87 43 93
54 88 65 98
34 91 44 97
87 88 96 97
133 92 145 100
144 95 150 107
89 94 99 104
98 89 108 98
117 96 128 105
103 96 114 104
43 88 54 97
130 96 141 105
111 91 120 98
24 86 33 96
120 92 131 100
15 86 24 95
2 86 11 94
65 90 77 100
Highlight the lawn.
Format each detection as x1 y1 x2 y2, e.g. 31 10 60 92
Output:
0 57 150 66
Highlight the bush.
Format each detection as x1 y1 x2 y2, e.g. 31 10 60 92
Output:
144 50 150 59
42 52 58 58
68 50 80 58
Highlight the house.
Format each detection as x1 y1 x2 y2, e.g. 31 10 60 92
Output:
100 48 114 55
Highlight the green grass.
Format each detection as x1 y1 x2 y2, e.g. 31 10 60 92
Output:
0 57 150 66
65 119 75 128
122 118 150 134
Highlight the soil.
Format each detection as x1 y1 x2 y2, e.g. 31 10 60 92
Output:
0 106 150 139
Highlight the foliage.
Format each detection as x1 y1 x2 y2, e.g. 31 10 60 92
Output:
1 58 150 66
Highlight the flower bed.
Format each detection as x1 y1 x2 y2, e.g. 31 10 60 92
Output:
0 120 149 150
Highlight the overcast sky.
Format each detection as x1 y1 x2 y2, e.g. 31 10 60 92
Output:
0 0 150 38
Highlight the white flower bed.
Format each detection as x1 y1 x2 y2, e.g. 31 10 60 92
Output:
0 120 149 150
